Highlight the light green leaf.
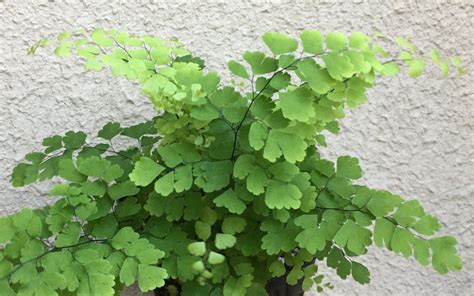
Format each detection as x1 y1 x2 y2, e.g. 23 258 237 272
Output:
334 220 372 254
336 156 362 180
108 180 139 200
349 32 370 50
297 59 334 95
430 236 463 274
207 251 225 265
262 32 298 55
390 227 413 257
323 52 354 81
413 215 440 235
326 32 347 51
187 242 206 256
301 29 324 54
279 87 315 122
213 189 246 214
407 59 425 78
190 105 220 122
20 239 47 261
138 264 168 292
374 218 395 248
263 130 307 163
12 208 33 229
295 228 326 254
76 156 110 177
55 223 81 247
112 227 139 250
215 233 237 250
265 181 302 209
248 121 268 151
129 157 165 187
228 60 249 79
81 180 107 196
120 257 137 286
366 191 403 217
243 51 278 75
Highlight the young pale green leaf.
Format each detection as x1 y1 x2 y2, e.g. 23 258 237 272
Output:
300 29 324 54
407 59 425 78
129 157 165 187
297 59 335 95
326 32 347 52
207 251 225 265
215 233 237 250
187 242 207 256
243 51 278 75
349 32 370 50
323 53 354 81
262 32 298 55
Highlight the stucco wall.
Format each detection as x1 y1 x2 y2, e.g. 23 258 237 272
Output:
0 1 472 295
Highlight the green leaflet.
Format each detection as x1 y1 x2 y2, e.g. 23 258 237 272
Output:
262 32 298 55
193 161 233 193
326 32 347 52
98 122 122 140
213 189 246 214
263 130 308 163
243 51 278 75
265 181 302 210
228 60 249 79
300 29 324 55
336 156 362 179
334 220 372 255
279 87 315 122
129 157 165 186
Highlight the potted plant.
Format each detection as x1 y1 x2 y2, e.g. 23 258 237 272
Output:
0 28 463 296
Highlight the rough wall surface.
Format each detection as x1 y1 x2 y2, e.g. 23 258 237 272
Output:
0 1 472 295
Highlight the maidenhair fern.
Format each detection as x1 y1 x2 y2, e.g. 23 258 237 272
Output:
0 28 464 295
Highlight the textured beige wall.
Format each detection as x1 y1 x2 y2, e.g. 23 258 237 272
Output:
1 1 473 295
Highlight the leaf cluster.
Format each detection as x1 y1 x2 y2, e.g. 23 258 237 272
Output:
1 28 464 295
